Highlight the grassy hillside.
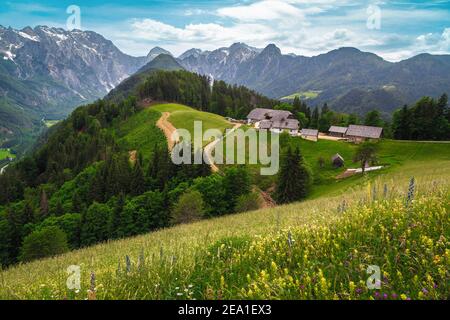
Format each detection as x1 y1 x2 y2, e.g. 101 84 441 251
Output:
0 159 448 300
152 103 233 146
114 107 167 160
217 126 450 198
0 148 14 161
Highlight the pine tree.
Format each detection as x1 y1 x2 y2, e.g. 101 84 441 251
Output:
131 153 145 196
109 193 125 238
39 189 49 218
311 107 320 129
275 146 311 204
292 96 302 113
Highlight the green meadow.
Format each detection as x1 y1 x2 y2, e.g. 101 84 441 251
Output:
1 103 447 300
0 148 15 161
0 159 448 300
281 91 321 100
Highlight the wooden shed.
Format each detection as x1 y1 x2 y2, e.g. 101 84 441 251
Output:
331 153 345 168
300 129 319 142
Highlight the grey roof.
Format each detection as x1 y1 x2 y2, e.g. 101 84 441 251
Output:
346 125 383 139
332 153 344 162
329 126 348 134
272 119 299 130
247 108 292 121
259 120 272 129
300 128 319 137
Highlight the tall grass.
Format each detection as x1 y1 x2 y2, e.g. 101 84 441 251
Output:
0 161 448 300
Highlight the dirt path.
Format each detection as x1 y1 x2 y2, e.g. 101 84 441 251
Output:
157 112 177 150
203 123 242 173
0 164 9 175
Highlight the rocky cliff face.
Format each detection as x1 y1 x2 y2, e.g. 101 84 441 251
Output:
0 25 151 152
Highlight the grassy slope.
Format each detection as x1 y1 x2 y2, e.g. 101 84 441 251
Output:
281 91 321 100
0 159 448 299
1 103 448 299
152 103 233 147
113 107 167 160
0 149 14 160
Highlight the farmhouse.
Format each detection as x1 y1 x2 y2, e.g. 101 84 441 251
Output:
247 108 299 135
346 125 383 143
328 126 348 137
300 128 319 142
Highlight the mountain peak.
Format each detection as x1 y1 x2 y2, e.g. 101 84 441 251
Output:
147 47 172 59
261 43 281 56
179 48 203 60
138 53 183 74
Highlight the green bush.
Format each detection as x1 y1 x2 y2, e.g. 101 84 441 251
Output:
20 226 69 262
172 190 204 224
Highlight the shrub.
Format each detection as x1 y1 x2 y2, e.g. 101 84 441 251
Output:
235 192 263 213
20 226 69 262
172 190 204 224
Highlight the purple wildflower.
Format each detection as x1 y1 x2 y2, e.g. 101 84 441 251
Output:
392 293 398 299
422 288 429 295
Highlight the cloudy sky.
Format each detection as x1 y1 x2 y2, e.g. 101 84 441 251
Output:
1 0 449 61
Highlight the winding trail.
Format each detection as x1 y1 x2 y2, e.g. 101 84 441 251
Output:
203 123 242 173
156 112 275 208
156 112 177 151
0 164 9 175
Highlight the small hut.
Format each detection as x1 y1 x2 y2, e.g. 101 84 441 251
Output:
331 153 345 168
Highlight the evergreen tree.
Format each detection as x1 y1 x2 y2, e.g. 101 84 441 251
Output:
39 189 49 218
275 146 311 204
311 107 320 129
130 153 145 196
364 110 383 127
80 202 111 246
292 96 302 113
223 166 251 212
109 193 125 238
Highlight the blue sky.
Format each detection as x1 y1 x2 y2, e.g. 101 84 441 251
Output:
0 0 449 61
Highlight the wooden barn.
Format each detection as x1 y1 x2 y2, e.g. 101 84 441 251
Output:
345 125 383 143
328 126 348 137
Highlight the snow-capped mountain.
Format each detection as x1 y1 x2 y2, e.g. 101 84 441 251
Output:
0 25 148 101
178 43 261 84
0 25 154 153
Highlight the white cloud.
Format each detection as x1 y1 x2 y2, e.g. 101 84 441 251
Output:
217 1 302 21
100 0 450 61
